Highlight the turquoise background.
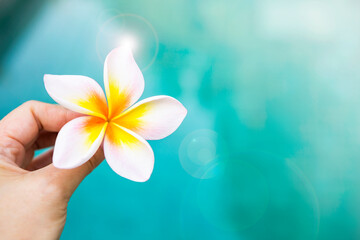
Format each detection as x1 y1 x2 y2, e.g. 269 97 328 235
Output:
1 0 360 239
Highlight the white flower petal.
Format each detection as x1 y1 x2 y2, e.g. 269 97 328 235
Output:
104 122 154 182
53 116 107 169
113 96 187 140
44 74 108 119
104 47 144 119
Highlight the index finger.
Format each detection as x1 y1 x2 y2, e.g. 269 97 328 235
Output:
0 101 81 165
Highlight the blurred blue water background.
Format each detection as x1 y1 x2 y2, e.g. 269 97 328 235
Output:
1 0 360 239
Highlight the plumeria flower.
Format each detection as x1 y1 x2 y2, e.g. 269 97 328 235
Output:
44 47 187 182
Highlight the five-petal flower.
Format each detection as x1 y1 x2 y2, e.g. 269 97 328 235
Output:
44 47 187 182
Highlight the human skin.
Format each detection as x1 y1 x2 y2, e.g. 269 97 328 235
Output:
0 101 104 240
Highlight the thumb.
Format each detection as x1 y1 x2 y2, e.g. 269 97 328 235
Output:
38 148 105 198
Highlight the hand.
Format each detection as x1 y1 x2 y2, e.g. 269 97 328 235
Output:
0 101 104 240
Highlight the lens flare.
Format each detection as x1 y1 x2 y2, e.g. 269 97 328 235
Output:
179 129 224 179
96 13 159 71
118 35 137 51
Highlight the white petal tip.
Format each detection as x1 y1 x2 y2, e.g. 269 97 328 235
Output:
111 165 154 182
43 74 57 92
180 104 188 119
53 159 77 169
107 46 133 59
123 172 153 182
129 176 151 183
52 153 90 169
53 158 89 169
43 74 50 84
43 74 54 82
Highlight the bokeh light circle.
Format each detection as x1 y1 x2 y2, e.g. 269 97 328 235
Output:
96 13 159 71
179 129 224 179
